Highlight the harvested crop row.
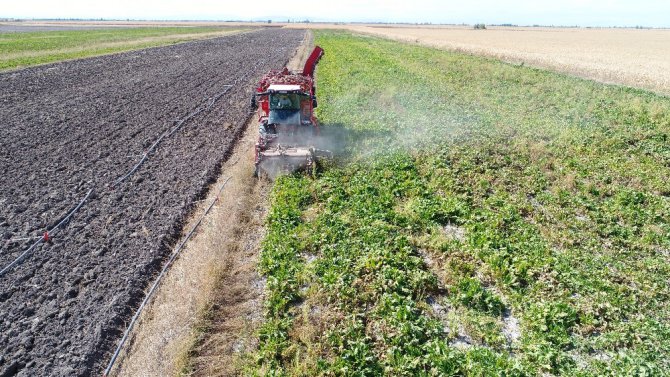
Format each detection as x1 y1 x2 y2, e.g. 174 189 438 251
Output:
0 28 304 376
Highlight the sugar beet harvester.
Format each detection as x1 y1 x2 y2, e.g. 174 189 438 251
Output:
252 46 331 178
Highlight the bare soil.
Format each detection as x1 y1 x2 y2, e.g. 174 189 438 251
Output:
0 28 304 377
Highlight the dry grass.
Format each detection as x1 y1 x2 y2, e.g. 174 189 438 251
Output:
286 24 670 95
184 175 270 377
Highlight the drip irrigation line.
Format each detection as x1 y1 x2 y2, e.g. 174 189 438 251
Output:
2 56 271 366
103 176 232 377
2 60 268 279
113 85 235 187
111 57 266 189
0 189 93 278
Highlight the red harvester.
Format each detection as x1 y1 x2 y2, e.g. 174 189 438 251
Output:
253 46 331 178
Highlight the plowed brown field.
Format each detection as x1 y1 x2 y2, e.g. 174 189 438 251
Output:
0 28 304 377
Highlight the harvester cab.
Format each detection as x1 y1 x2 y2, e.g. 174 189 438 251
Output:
253 46 331 178
262 85 313 136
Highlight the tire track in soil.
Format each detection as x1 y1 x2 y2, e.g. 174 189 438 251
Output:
0 28 305 376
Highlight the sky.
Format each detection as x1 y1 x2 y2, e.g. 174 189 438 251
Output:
3 0 669 27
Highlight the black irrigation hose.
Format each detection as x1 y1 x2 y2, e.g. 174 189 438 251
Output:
0 189 93 278
111 58 267 188
103 176 232 377
2 56 270 373
1 83 241 279
113 85 235 187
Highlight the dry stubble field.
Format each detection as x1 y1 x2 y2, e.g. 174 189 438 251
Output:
286 24 670 95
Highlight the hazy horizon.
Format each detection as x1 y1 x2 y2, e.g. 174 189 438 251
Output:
3 18 669 29
3 0 669 28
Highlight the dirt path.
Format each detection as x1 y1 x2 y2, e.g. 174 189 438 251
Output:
112 30 313 377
